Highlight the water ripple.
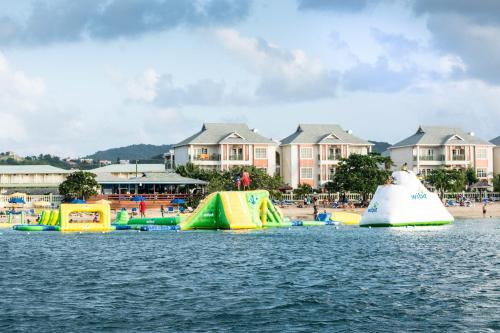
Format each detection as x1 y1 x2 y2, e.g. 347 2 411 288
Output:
0 220 498 332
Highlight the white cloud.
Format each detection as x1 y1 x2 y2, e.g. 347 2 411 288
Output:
215 28 337 101
126 68 159 102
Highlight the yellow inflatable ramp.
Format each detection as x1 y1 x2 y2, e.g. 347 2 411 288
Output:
220 192 255 229
331 211 362 225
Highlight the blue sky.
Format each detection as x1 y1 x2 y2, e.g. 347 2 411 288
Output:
0 0 499 157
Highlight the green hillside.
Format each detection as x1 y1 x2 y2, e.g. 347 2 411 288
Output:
368 141 391 154
86 144 172 161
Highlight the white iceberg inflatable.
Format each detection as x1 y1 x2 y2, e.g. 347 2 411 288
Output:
360 171 454 227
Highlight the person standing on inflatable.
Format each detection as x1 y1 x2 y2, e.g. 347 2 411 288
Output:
139 199 146 218
241 171 251 190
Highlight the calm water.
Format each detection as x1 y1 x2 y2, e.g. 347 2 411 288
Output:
0 220 499 333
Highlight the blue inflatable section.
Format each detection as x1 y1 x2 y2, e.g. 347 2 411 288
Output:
139 225 180 231
112 224 132 230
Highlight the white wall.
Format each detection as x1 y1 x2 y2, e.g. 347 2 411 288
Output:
390 147 414 171
494 147 500 176
174 146 190 166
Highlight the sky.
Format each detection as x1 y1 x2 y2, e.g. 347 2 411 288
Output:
0 0 499 157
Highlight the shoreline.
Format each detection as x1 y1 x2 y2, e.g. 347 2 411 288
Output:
279 202 500 221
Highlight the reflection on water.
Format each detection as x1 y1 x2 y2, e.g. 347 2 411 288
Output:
0 219 498 332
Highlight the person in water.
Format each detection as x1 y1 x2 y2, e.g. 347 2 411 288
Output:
401 163 409 172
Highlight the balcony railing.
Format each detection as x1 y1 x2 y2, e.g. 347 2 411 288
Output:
228 155 244 161
325 154 342 161
451 155 466 161
192 154 221 161
413 155 445 161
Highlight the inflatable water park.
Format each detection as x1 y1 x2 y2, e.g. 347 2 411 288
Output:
360 170 454 227
10 190 348 232
8 174 454 232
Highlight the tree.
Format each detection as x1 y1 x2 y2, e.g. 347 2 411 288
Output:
426 168 466 197
332 154 392 205
293 183 313 197
59 171 99 200
493 175 500 192
465 167 478 189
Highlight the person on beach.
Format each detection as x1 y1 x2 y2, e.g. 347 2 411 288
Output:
483 202 487 217
313 204 318 221
401 162 409 172
139 199 146 218
235 176 241 191
160 204 165 217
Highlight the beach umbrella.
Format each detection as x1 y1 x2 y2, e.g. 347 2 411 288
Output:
33 201 51 207
96 199 111 204
9 192 27 199
131 196 145 202
8 197 26 204
171 198 186 204
70 199 86 204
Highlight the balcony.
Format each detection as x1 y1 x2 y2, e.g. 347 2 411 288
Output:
192 154 220 161
325 154 342 161
413 155 445 161
451 155 466 161
228 155 244 161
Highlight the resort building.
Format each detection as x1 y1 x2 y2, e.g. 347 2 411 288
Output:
280 124 373 189
491 136 500 176
390 126 494 180
90 163 207 195
172 123 279 176
0 165 72 194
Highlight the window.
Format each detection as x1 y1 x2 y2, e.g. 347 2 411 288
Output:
476 148 487 160
477 168 487 178
254 148 267 159
349 147 365 155
300 147 313 159
300 167 313 179
328 167 335 180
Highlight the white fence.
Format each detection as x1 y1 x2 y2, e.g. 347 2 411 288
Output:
277 192 500 202
0 194 64 205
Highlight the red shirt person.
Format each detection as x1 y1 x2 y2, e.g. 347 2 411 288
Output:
139 200 146 218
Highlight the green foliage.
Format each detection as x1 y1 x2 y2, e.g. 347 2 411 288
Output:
86 144 172 161
323 181 336 194
0 154 72 169
493 175 500 192
426 168 466 197
59 171 99 200
293 183 313 197
332 154 392 203
465 167 478 187
176 163 283 195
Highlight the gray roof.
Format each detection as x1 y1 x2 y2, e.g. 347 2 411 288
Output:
97 172 207 185
280 124 372 145
0 165 71 174
490 136 500 146
90 164 165 173
175 123 276 147
391 126 493 148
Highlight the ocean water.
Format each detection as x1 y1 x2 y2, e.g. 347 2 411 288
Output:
0 220 499 333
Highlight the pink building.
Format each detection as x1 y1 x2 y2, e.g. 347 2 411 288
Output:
280 124 373 188
172 123 278 176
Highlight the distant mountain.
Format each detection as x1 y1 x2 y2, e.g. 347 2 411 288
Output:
86 144 172 161
369 141 391 154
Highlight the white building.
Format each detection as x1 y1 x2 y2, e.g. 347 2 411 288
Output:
390 126 494 181
491 136 500 176
0 165 72 194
